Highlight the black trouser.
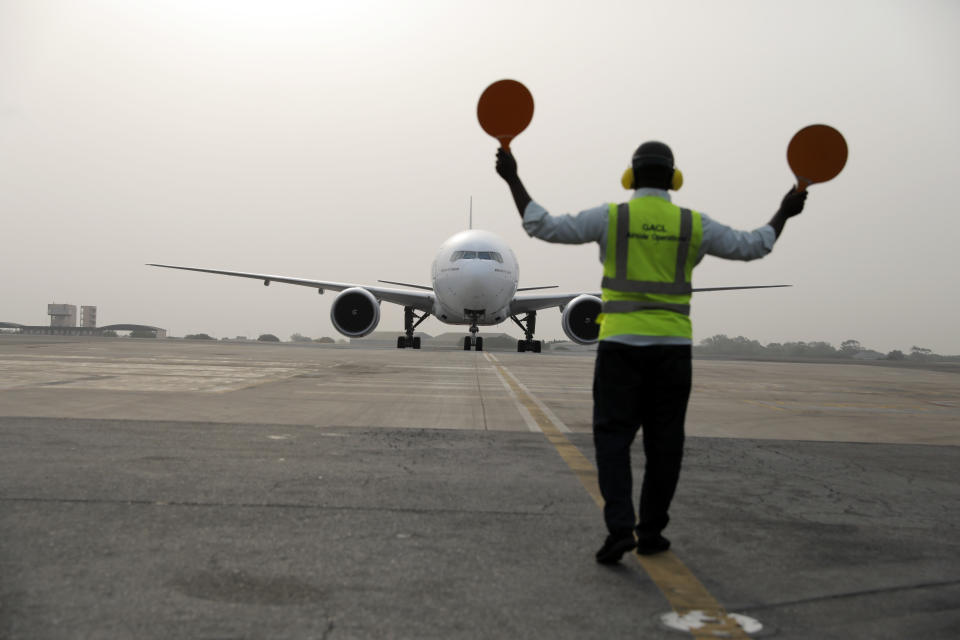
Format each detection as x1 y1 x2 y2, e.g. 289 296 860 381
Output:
592 342 691 537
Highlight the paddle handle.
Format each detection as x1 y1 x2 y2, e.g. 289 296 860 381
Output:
498 136 513 152
795 176 812 192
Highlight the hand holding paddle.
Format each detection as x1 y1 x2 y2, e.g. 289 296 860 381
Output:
478 79 534 151
495 148 518 180
779 188 808 218
787 124 848 192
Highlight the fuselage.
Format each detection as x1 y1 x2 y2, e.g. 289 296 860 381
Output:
430 230 518 325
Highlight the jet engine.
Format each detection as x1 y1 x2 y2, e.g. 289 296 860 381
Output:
561 294 602 345
330 287 380 337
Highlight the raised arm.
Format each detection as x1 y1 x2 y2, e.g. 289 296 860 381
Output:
495 148 532 218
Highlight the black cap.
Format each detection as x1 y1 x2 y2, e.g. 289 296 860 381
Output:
632 141 674 169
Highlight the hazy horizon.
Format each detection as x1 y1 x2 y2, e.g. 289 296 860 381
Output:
3 1 958 354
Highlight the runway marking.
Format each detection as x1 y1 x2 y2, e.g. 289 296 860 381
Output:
488 352 750 639
485 353 541 433
485 353 571 433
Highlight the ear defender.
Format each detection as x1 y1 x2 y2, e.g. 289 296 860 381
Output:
621 167 684 190
671 168 683 191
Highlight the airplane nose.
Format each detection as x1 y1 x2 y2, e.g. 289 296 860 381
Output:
459 262 508 306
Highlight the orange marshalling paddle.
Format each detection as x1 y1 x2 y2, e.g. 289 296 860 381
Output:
477 79 534 151
787 124 848 191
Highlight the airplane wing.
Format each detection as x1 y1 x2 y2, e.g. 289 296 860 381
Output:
147 264 435 311
510 284 791 315
516 285 559 292
376 279 433 291
510 292 594 315
692 284 791 293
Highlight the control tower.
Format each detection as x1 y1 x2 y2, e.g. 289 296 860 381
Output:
48 304 77 328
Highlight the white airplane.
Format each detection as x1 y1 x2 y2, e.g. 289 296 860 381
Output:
149 229 785 352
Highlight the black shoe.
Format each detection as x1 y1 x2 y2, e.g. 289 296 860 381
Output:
595 533 636 564
636 533 670 556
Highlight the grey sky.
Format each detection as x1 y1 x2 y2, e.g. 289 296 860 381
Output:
2 0 958 353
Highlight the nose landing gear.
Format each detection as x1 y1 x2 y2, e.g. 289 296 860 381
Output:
462 312 484 351
463 319 483 351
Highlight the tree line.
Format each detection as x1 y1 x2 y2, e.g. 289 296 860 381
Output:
694 335 954 361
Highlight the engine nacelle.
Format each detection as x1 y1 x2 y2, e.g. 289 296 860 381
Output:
561 294 602 345
330 287 380 337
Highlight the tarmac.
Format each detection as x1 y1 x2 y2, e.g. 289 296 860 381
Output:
0 335 958 639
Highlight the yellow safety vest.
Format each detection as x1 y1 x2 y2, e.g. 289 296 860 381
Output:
599 196 703 340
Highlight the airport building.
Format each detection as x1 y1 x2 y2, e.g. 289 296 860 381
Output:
81 305 97 328
48 303 78 328
0 303 167 338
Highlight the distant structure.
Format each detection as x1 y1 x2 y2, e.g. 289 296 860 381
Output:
48 303 78 327
81 305 97 328
0 303 166 338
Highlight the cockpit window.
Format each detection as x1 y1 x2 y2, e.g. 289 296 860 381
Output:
451 250 503 263
478 251 503 263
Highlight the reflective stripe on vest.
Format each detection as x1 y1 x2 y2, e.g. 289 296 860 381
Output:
599 197 703 339
602 299 691 315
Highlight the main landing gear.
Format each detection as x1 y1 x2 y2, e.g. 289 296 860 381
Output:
397 306 430 349
511 310 542 353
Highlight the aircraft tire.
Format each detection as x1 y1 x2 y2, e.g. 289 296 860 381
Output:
464 337 472 351
533 340 542 353
397 336 406 349
413 337 421 349
475 337 483 351
517 340 526 353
